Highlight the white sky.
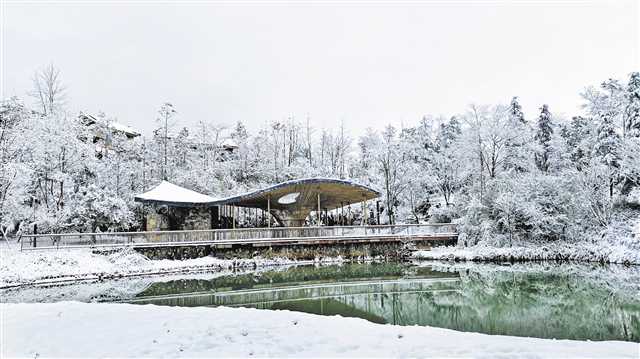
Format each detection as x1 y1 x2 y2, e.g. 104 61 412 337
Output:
2 0 639 136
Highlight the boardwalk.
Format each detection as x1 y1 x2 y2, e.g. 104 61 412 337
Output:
19 224 457 251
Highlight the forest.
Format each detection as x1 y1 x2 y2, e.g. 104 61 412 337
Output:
1 66 639 252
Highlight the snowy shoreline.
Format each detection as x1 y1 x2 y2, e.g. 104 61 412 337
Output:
413 240 640 265
2 302 636 358
3 239 640 289
0 246 349 289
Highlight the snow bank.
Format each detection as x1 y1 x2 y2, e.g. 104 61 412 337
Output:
2 302 636 358
413 239 640 265
0 246 340 288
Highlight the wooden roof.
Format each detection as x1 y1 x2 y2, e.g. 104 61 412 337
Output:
211 178 380 211
134 178 380 216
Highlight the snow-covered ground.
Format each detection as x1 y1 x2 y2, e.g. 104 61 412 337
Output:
0 245 342 288
413 239 640 265
2 302 637 358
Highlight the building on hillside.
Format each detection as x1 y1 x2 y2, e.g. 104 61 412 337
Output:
135 178 380 231
220 138 239 153
79 113 141 139
78 113 141 157
186 137 239 159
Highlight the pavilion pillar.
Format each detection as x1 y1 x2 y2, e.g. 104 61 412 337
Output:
317 193 321 227
211 206 219 229
232 205 236 229
267 195 271 228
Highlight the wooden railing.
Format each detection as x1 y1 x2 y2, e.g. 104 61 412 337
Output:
19 223 458 251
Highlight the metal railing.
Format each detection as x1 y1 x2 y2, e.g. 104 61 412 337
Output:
19 223 458 251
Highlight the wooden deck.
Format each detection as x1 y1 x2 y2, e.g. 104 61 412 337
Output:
19 224 457 251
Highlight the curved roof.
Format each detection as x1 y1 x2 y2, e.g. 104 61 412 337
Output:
211 177 380 211
134 178 380 213
134 181 217 207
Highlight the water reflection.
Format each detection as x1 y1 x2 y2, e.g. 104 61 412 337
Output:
125 262 640 342
3 262 639 342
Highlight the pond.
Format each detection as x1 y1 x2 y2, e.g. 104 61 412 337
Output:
3 261 639 342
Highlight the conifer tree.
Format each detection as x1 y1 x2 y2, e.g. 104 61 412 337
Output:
509 96 525 124
534 104 554 172
592 112 620 197
625 72 640 136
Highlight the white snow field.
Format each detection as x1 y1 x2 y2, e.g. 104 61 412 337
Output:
2 302 637 358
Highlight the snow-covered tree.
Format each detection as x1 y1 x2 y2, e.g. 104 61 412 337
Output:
624 72 640 136
156 102 177 180
592 112 621 197
28 64 66 116
534 104 554 172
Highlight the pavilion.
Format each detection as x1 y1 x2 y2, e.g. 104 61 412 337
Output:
135 178 381 231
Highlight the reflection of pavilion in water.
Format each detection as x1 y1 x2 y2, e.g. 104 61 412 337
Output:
123 262 640 342
126 269 462 326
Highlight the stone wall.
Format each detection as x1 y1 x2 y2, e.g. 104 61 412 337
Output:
134 238 456 261
145 206 212 231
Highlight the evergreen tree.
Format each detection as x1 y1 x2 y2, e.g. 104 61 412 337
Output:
231 121 249 141
592 112 621 197
625 71 640 136
503 97 531 172
560 116 592 171
509 96 525 124
534 104 554 172
436 116 461 150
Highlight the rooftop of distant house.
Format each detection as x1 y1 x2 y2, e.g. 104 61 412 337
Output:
79 113 141 138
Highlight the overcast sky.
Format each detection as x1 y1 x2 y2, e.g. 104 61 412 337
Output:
2 0 638 136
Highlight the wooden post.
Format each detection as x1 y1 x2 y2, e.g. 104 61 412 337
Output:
317 193 321 227
362 200 367 235
267 195 271 228
376 200 380 225
232 205 236 229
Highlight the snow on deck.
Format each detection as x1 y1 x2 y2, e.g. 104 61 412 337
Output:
134 181 217 205
2 302 636 358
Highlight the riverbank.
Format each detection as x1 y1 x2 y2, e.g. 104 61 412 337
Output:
0 245 344 288
413 239 640 265
2 302 636 358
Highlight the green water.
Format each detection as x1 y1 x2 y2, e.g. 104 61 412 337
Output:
123 262 640 342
